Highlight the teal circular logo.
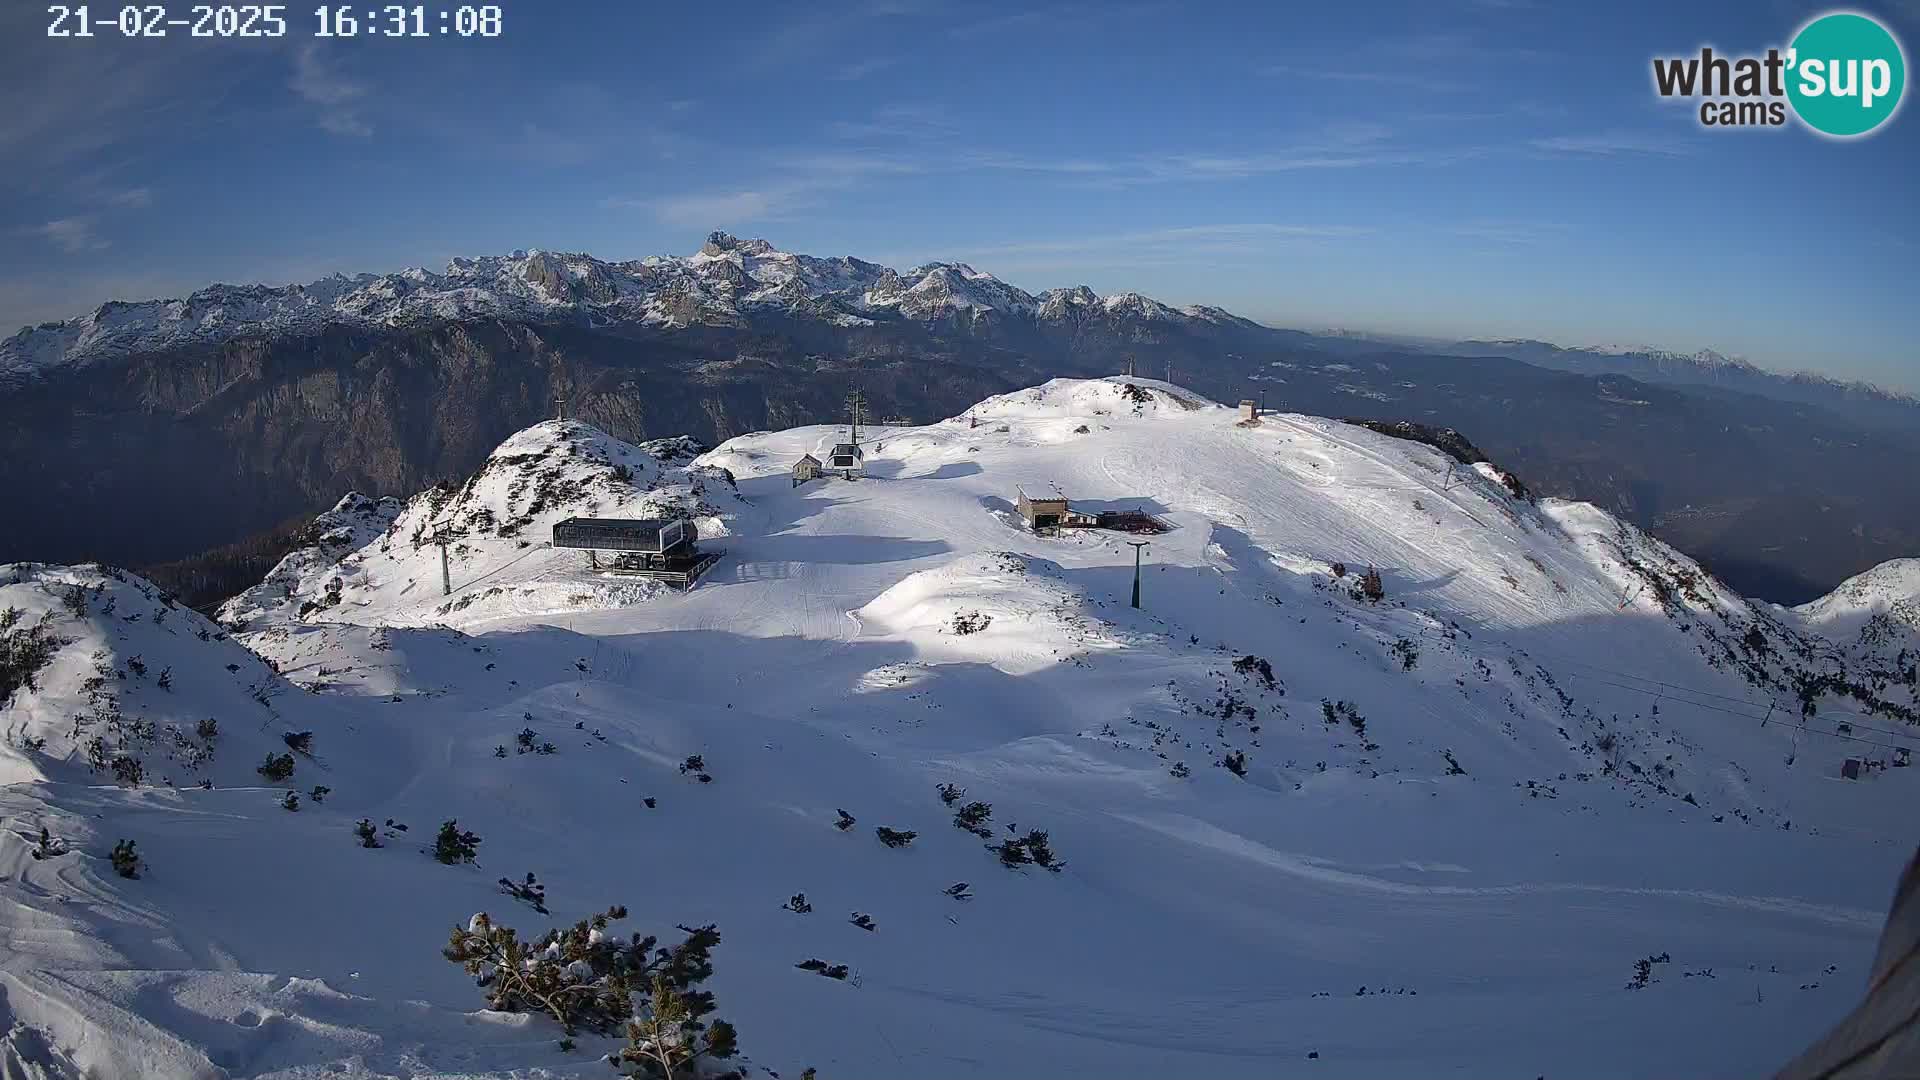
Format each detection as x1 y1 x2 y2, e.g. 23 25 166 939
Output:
1787 12 1906 137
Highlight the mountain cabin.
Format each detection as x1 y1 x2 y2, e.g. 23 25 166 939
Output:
792 453 822 486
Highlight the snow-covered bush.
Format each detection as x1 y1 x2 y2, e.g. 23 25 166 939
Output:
874 826 917 848
679 754 711 782
1390 638 1420 671
354 818 382 848
990 829 1065 872
848 912 876 932
0 608 67 705
110 839 141 879
1356 567 1385 603
258 752 295 781
434 820 482 864
795 958 849 980
29 826 68 860
279 791 300 812
936 782 964 806
500 871 548 914
952 801 993 838
782 893 812 914
444 908 741 1077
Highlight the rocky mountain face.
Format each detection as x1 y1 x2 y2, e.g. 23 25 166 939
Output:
4 233 1917 607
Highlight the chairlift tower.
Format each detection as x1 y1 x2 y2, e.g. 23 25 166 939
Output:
844 390 869 446
1127 540 1150 609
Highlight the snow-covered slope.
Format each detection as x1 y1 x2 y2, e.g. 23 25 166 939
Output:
1 378 1916 1079
0 234 1252 384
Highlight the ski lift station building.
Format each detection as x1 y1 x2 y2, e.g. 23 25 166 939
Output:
551 517 719 587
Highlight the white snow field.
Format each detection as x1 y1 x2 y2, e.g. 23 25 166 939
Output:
2 377 1916 1079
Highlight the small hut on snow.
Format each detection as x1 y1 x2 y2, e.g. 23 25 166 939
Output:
792 453 822 486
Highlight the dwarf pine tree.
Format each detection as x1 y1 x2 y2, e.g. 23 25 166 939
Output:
110 839 141 879
257 752 295 782
354 818 382 848
434 820 481 864
445 909 743 1077
874 826 917 848
952 801 993 838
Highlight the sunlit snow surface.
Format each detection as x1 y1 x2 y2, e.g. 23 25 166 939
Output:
0 378 1914 1078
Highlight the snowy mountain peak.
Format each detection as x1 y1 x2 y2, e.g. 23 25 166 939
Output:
217 418 746 631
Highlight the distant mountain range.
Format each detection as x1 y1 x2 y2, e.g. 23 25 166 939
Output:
3 232 1916 607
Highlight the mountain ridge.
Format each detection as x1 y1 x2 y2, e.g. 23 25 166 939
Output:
0 231 1257 385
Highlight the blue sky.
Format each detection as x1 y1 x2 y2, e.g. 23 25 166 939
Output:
2 0 1916 389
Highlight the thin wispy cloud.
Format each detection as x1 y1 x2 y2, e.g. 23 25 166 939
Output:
947 2 1164 40
833 56 902 81
35 218 111 253
291 44 372 137
1262 64 1470 95
107 187 152 209
1531 131 1694 156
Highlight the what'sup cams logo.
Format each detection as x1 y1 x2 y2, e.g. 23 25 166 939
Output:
1652 10 1906 137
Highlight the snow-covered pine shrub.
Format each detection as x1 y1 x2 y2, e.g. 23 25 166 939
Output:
0 609 68 705
444 909 741 1076
1330 562 1347 579
874 826 917 848
283 730 314 755
1442 750 1468 775
936 782 964 806
156 666 172 691
500 871 549 914
990 837 1032 868
833 809 855 831
952 801 993 838
1021 829 1064 871
110 839 141 879
195 717 218 741
515 727 557 755
1222 750 1248 777
990 829 1065 871
30 826 69 860
434 820 482 864
1169 761 1192 778
279 791 300 812
110 754 144 786
679 754 711 782
1389 638 1419 671
848 912 876 932
354 819 382 848
1233 655 1277 689
795 959 849 980
309 785 330 803
944 882 973 901
258 752 295 781
1357 567 1385 602
782 893 812 914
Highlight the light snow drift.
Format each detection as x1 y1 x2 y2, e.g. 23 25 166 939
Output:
0 377 1915 1078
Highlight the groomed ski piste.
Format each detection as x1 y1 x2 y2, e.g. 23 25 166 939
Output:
1 377 1916 1078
